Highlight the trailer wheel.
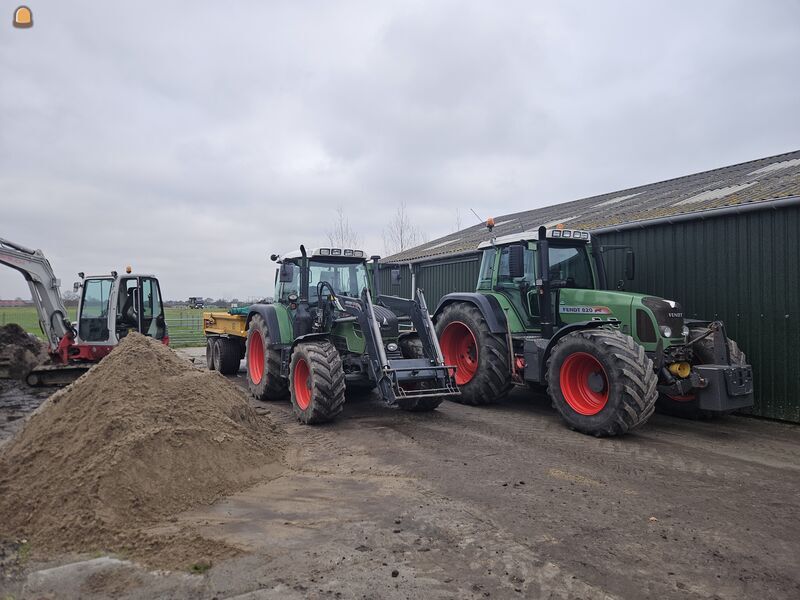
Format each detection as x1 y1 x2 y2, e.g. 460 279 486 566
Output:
546 328 657 436
216 338 241 375
658 328 747 418
290 340 346 424
247 314 288 401
206 338 217 371
435 302 512 405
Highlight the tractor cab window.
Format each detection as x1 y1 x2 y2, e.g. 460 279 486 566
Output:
79 278 112 342
278 261 301 302
546 245 594 289
477 248 496 290
498 246 535 284
308 259 369 302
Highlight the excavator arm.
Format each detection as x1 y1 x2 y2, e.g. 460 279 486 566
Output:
0 237 73 351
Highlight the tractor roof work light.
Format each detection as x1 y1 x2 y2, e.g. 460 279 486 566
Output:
125 266 132 273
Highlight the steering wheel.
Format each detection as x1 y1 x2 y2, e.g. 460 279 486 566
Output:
316 281 338 330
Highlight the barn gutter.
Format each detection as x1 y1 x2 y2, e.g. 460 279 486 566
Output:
590 195 800 235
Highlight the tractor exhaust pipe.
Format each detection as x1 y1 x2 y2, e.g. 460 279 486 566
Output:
371 255 381 299
537 226 554 339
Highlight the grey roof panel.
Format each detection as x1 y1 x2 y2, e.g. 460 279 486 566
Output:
383 150 800 263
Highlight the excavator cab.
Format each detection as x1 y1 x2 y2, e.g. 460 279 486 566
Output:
76 274 167 345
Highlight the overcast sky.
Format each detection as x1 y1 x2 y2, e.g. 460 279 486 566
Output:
2 1 798 301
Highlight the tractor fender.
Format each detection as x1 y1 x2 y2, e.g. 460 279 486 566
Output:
290 332 331 351
433 293 507 334
245 303 283 348
540 320 621 375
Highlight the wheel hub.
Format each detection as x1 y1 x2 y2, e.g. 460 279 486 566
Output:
559 352 609 416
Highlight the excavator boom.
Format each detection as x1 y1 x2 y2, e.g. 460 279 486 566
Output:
0 237 72 351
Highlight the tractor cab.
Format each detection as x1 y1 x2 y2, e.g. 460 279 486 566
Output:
274 247 372 306
75 270 167 347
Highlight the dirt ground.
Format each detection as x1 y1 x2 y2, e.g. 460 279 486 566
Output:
1 350 799 599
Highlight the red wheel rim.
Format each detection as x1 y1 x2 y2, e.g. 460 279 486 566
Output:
248 332 265 385
294 358 311 410
440 321 478 385
560 352 609 415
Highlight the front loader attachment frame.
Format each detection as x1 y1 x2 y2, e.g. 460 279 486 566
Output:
334 288 459 405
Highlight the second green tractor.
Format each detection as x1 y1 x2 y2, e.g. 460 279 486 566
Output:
243 245 459 423
431 224 754 436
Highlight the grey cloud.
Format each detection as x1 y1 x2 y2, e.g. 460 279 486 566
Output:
2 0 798 300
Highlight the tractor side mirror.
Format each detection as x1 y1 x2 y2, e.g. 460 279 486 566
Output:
625 250 635 280
508 244 525 279
279 262 295 283
391 268 401 286
73 281 81 292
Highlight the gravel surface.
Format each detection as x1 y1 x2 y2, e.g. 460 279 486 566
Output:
2 351 798 599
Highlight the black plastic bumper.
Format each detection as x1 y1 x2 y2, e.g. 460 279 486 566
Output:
694 364 754 413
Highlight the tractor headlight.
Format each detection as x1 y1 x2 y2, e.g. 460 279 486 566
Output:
386 342 398 352
681 325 689 338
660 325 673 338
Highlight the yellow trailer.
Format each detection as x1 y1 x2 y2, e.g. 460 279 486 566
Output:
203 310 248 375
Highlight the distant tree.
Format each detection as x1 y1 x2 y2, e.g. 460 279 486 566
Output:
326 205 362 249
383 200 424 256
61 291 80 306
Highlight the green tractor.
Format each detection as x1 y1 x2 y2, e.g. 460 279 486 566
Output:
432 224 754 436
244 245 459 423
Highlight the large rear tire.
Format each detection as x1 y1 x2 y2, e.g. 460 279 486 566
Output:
289 341 346 424
434 302 512 405
657 327 746 418
246 314 289 401
546 328 657 436
216 337 241 375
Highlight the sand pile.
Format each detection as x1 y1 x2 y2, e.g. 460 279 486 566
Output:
0 324 48 379
0 333 284 565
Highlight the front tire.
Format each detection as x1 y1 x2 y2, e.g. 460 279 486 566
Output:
546 328 657 436
290 341 346 424
435 302 512 405
246 314 289 401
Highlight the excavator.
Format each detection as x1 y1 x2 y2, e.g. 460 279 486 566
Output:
0 237 168 386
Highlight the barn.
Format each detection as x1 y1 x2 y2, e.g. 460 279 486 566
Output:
379 150 800 422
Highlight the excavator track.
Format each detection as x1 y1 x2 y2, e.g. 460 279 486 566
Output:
26 363 92 387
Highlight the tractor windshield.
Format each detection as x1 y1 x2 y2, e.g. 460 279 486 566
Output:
308 259 370 301
546 243 594 289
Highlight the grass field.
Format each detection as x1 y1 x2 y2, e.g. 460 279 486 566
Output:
0 306 217 347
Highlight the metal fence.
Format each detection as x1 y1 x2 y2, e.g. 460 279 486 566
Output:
165 315 205 347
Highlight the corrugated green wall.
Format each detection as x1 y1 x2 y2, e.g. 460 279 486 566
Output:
597 205 800 422
416 256 481 308
377 256 480 308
